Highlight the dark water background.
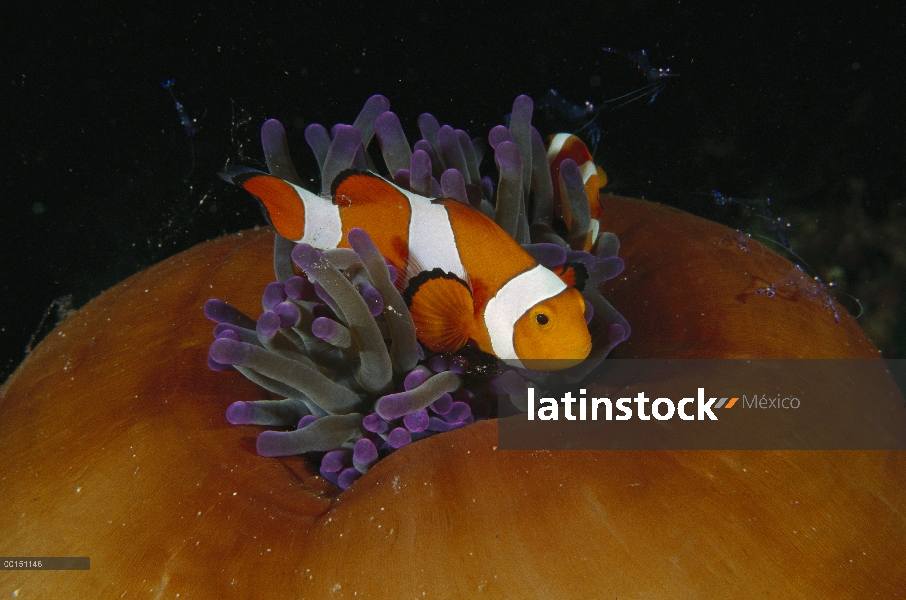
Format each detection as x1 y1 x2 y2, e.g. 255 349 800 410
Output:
2 2 904 383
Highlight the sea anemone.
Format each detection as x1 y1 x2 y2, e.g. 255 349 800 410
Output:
3 95 898 599
205 95 631 487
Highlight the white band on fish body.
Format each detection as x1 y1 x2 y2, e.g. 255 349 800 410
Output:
398 185 467 286
579 160 597 184
483 264 568 368
294 183 343 248
546 133 571 162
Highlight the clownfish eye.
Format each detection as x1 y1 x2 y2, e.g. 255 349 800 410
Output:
536 313 549 325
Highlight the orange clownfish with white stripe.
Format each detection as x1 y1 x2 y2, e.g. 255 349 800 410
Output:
547 133 608 252
224 168 591 370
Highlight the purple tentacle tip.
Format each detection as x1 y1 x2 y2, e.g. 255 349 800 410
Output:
388 427 412 449
511 94 534 120
226 401 253 424
262 282 287 310
353 438 378 472
338 468 362 490
440 168 468 204
290 243 322 272
321 449 347 473
392 168 411 190
345 227 370 249
297 415 318 429
213 327 240 341
204 299 253 327
284 276 315 301
312 317 340 341
409 149 433 196
208 355 234 371
403 409 429 433
209 338 244 365
363 413 389 434
584 300 594 324
403 366 431 391
261 118 286 144
494 141 522 173
255 430 288 458
374 111 412 174
203 299 230 323
429 393 453 415
256 311 281 339
441 401 472 424
357 282 384 316
273 301 300 328
320 467 340 486
488 125 514 149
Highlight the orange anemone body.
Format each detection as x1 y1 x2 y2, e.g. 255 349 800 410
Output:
0 197 902 598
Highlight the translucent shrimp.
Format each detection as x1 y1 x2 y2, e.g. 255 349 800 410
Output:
536 47 678 155
161 78 197 136
161 78 201 179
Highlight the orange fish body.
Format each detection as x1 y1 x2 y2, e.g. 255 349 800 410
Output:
228 169 591 369
547 133 607 251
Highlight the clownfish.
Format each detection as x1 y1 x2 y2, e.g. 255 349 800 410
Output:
224 168 591 370
547 133 607 252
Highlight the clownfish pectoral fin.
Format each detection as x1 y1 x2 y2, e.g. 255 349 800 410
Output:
404 269 474 353
553 262 588 291
221 168 308 242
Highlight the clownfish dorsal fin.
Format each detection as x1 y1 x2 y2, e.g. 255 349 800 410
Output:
330 169 409 207
553 262 588 292
404 269 474 353
221 168 307 241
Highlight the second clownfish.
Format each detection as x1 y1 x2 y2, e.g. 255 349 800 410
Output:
547 133 608 252
223 168 591 370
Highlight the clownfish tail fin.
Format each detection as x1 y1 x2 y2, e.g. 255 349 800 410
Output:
220 169 308 242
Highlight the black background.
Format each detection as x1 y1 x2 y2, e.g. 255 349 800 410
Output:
2 1 904 382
